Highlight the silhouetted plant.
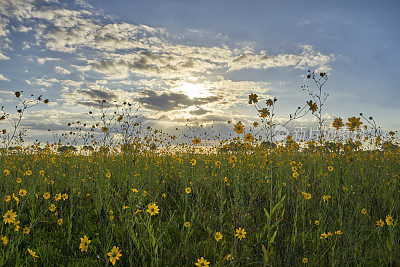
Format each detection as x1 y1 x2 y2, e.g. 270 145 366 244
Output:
0 91 49 149
302 70 329 141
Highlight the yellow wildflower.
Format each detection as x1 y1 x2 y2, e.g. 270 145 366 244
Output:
19 189 27 197
385 215 394 226
3 209 17 224
195 257 210 267
79 235 91 252
214 232 223 241
107 246 122 265
235 227 246 240
146 203 159 216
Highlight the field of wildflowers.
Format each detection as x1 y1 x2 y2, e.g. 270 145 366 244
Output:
0 73 399 266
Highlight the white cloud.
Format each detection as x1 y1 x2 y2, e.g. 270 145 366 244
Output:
54 66 71 75
61 79 84 87
34 77 59 87
37 57 60 64
17 25 32 33
228 45 333 71
0 52 9 60
0 73 10 81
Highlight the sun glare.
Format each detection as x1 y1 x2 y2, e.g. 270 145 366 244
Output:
173 81 211 99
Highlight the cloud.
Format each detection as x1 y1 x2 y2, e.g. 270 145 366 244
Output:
137 90 220 112
61 79 83 87
34 77 59 87
0 0 337 135
37 57 60 65
79 88 117 101
0 73 10 81
189 107 210 116
54 66 71 75
61 85 133 108
0 52 9 60
228 45 334 71
17 25 32 33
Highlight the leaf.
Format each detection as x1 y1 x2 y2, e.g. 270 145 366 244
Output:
261 244 269 265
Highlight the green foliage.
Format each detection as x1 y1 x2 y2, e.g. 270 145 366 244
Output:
0 146 399 266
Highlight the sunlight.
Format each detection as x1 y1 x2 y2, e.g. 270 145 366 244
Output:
173 81 211 99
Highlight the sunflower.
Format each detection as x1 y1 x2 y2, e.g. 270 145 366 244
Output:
323 195 331 203
233 121 244 134
235 228 246 240
244 133 254 142
346 117 363 131
49 204 56 212
248 93 258 104
27 248 39 260
302 192 312 200
214 232 223 241
376 219 384 227
259 108 270 118
361 208 367 215
307 101 317 112
55 193 62 201
19 189 27 197
193 138 201 145
79 235 91 252
185 187 191 194
3 209 17 224
195 257 210 267
184 222 190 227
1 236 7 245
266 99 274 106
146 203 159 216
107 246 122 266
332 118 343 130
385 215 394 226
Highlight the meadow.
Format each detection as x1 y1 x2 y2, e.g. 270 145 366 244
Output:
0 140 399 266
0 73 399 266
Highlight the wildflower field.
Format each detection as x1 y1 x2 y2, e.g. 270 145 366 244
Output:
1 140 399 266
1 73 400 266
1 0 399 265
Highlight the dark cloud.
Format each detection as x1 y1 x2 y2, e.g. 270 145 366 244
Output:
189 107 209 116
76 100 118 108
233 54 247 63
137 90 220 111
201 114 231 122
79 89 117 101
92 58 159 75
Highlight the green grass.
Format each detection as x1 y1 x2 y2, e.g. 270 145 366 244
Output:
0 145 399 266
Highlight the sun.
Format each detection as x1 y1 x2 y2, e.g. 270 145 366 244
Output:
173 81 211 99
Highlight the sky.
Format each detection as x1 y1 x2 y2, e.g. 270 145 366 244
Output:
0 0 399 143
